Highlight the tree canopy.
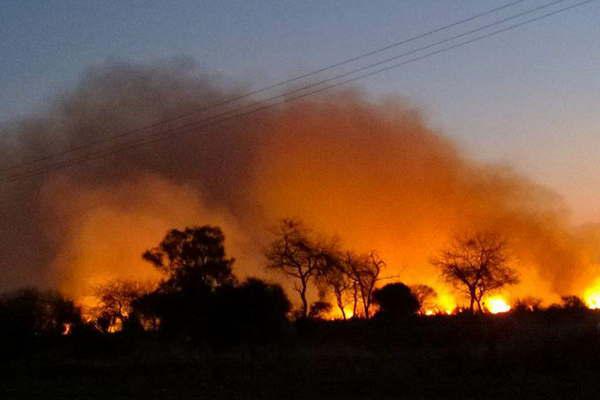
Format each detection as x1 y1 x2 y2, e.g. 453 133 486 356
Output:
143 226 236 293
432 232 518 313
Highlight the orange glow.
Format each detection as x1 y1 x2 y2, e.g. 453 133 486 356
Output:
30 80 600 313
436 293 457 315
486 296 511 314
421 292 457 316
327 305 355 320
422 307 452 316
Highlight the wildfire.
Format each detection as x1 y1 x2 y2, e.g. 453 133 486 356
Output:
327 306 355 320
486 296 511 314
421 292 456 316
583 279 600 309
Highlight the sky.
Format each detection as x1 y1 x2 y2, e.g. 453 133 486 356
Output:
2 0 600 224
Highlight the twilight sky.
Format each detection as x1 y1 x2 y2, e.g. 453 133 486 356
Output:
2 0 599 223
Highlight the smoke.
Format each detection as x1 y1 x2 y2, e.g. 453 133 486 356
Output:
0 58 597 305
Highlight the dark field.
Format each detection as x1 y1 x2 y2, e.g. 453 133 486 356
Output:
3 313 600 399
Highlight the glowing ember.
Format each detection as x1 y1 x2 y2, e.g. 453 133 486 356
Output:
486 296 511 314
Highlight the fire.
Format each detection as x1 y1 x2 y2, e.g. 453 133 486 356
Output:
583 279 600 309
486 296 511 314
437 293 456 315
421 292 456 316
422 307 451 316
327 306 355 320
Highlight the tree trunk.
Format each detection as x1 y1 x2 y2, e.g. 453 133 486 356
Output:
362 291 370 319
469 290 475 313
352 283 359 318
300 285 309 318
335 292 346 320
476 298 483 313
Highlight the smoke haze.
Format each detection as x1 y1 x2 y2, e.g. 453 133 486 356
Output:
1 59 598 306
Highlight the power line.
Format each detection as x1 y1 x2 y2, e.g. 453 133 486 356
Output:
0 0 529 174
2 0 596 183
2 0 591 183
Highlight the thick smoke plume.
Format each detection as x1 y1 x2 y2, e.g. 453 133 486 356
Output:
1 59 598 306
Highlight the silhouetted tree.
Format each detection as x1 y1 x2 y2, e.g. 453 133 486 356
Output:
0 288 82 340
344 251 385 318
410 284 438 314
265 219 336 318
373 283 420 320
212 278 291 343
139 226 237 336
93 280 153 333
143 226 236 293
432 232 518 313
560 295 586 310
318 258 353 319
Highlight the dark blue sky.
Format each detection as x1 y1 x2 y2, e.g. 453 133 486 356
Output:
2 0 600 221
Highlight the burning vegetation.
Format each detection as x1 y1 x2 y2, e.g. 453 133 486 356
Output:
1 59 600 321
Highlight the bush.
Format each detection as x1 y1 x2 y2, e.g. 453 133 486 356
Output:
373 283 419 320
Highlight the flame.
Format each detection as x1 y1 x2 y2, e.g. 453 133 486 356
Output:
436 292 456 315
5 61 600 311
420 291 456 316
62 323 72 336
583 278 600 309
486 296 511 314
327 306 356 320
422 307 452 316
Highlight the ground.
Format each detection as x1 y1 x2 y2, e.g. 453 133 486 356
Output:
3 314 600 399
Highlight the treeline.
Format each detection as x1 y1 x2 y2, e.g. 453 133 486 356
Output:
0 219 596 351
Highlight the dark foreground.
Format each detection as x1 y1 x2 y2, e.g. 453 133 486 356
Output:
3 314 600 399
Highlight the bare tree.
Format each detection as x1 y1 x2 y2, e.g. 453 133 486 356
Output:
410 284 438 313
344 251 385 318
431 232 518 313
265 219 335 318
317 258 353 319
94 280 153 332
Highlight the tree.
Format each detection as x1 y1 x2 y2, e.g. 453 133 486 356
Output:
318 259 353 319
93 280 153 333
344 251 385 318
212 278 291 343
143 226 236 293
0 288 82 339
139 226 237 336
560 295 586 310
432 232 518 313
373 283 420 320
410 284 438 314
265 219 335 318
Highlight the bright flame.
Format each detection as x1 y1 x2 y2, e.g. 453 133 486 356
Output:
436 292 457 315
327 305 355 320
583 279 600 309
421 306 454 316
486 296 511 314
